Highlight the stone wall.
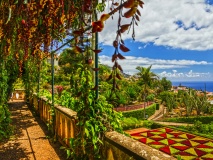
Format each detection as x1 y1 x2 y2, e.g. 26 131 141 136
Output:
30 95 175 160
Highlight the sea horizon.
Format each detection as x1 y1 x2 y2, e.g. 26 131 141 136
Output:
171 81 213 92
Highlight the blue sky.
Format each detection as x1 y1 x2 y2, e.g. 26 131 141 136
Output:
98 0 213 81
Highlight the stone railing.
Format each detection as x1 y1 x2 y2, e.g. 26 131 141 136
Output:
29 94 175 160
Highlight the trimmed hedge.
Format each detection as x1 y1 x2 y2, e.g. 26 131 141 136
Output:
122 103 156 120
121 117 144 130
163 115 213 124
121 118 163 131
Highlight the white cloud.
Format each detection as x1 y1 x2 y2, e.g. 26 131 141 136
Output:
159 70 212 80
99 55 212 75
99 0 213 50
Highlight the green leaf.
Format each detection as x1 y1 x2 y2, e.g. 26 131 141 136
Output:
94 124 99 132
91 125 95 137
69 138 74 147
85 127 89 137
60 146 66 150
23 0 27 4
66 149 71 158
14 0 18 4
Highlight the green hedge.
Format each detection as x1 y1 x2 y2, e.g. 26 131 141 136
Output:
122 103 156 120
121 118 163 131
164 116 213 124
121 117 144 130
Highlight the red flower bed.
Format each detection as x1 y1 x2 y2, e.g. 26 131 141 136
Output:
130 127 213 159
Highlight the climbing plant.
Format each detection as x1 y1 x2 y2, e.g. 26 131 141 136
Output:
0 57 14 141
60 55 123 159
0 0 144 158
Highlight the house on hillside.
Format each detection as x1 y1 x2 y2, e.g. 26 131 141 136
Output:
171 85 188 93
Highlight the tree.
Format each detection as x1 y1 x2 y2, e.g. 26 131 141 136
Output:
190 91 210 116
159 91 177 112
177 90 193 116
99 64 111 81
160 77 172 91
136 65 158 119
177 89 211 116
165 93 177 112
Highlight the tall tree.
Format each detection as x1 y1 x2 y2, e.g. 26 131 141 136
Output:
191 91 209 116
136 65 158 119
160 77 172 91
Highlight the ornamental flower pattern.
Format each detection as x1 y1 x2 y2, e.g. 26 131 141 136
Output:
130 127 213 160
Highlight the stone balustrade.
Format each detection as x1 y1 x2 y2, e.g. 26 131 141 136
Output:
29 94 175 160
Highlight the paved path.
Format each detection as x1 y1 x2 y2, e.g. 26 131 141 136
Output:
148 105 193 127
125 128 150 135
154 121 193 126
0 100 66 160
148 104 164 121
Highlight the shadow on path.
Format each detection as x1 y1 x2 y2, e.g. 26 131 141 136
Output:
0 100 67 160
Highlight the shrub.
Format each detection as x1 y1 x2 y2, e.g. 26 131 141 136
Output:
176 121 213 139
142 120 153 128
121 117 144 130
163 116 213 124
0 105 12 141
122 103 156 120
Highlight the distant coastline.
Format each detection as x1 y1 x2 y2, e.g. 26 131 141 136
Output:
172 81 213 92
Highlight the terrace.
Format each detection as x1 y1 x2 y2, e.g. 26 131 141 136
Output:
1 90 213 159
1 1 213 160
0 91 174 160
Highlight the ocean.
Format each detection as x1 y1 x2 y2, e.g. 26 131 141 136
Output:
172 81 213 92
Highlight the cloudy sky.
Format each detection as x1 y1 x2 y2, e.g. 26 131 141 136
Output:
98 0 213 81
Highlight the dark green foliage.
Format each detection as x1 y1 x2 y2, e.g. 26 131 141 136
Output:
146 94 155 102
156 103 159 110
160 77 172 91
121 118 162 130
0 57 15 141
149 121 164 129
176 121 213 139
159 91 177 112
56 58 123 159
0 105 12 141
163 116 213 124
56 90 76 110
121 117 144 130
122 103 156 120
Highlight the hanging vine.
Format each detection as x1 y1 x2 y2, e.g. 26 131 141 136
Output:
0 56 14 141
0 0 144 158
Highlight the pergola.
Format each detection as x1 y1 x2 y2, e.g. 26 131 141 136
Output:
0 0 143 159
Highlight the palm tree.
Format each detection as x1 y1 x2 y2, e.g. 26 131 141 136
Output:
136 65 159 119
178 89 194 116
190 91 209 116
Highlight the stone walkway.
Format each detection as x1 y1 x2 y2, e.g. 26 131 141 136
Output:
148 104 164 121
155 121 193 126
125 127 150 135
148 105 193 127
0 100 67 160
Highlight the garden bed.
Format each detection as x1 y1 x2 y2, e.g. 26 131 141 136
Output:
130 127 213 159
